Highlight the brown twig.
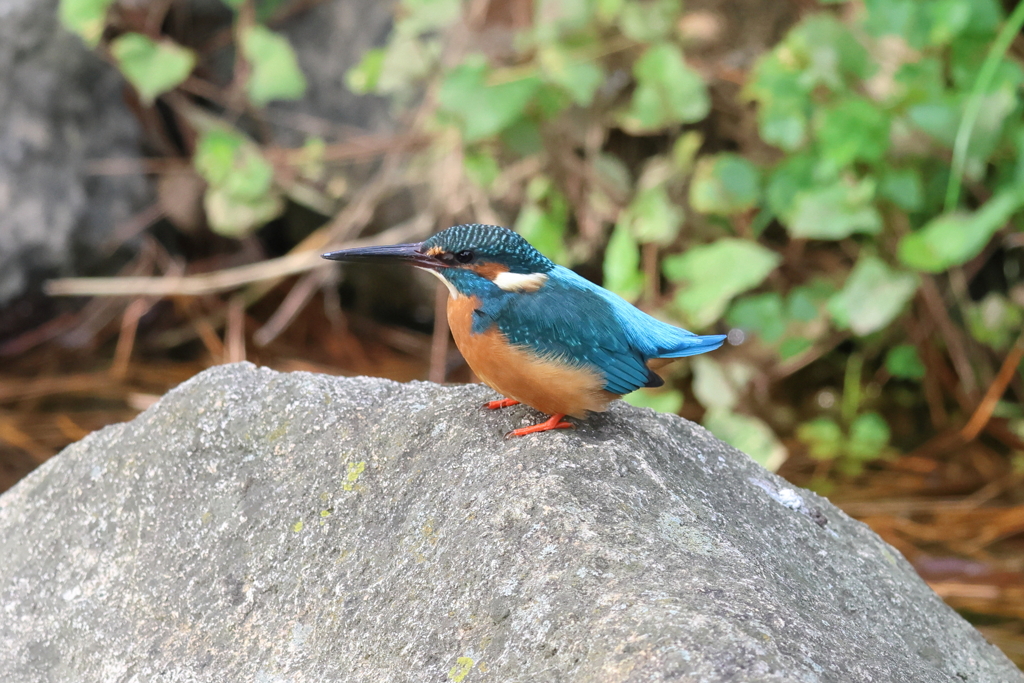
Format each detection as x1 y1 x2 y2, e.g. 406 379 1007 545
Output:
225 295 247 364
429 284 450 384
961 331 1024 442
919 277 979 402
44 219 428 298
253 270 325 347
111 298 150 379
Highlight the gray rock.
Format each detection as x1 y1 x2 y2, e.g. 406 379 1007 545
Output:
0 0 149 304
0 363 1018 682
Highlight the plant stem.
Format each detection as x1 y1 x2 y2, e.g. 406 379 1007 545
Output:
944 2 1024 213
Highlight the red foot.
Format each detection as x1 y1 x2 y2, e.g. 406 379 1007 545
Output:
505 413 574 439
483 398 520 410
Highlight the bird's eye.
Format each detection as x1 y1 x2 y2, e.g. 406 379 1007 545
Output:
454 250 474 263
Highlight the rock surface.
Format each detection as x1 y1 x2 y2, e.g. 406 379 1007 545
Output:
0 0 149 304
0 363 1018 682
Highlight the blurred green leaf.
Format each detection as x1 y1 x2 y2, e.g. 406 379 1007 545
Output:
879 168 924 212
620 43 709 133
463 150 500 188
847 412 890 460
515 177 569 264
194 129 281 237
967 293 1024 351
797 418 844 460
898 187 1024 272
619 0 681 42
783 14 871 90
500 119 544 155
240 25 307 106
726 293 786 344
204 188 283 238
372 32 443 95
766 154 815 217
927 0 975 46
863 0 927 46
894 58 947 105
539 45 605 106
621 185 683 245
907 99 959 148
828 256 919 335
345 48 385 94
603 221 644 301
623 388 683 414
779 337 813 360
786 178 882 239
747 52 810 151
815 97 891 171
594 153 632 198
885 344 926 380
691 356 754 411
59 0 115 46
399 0 461 32
439 57 541 142
704 407 787 471
689 154 761 215
787 283 831 322
671 132 703 173
664 239 781 327
110 33 196 105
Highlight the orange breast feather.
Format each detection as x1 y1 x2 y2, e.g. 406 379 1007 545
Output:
447 295 615 418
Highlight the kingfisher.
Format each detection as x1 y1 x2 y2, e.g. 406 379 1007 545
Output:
322 224 726 437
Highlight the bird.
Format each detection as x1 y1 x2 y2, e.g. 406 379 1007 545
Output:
322 224 726 437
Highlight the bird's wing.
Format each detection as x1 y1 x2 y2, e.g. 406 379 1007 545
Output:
474 268 655 395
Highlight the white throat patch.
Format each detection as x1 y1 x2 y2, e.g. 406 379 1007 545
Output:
418 267 460 299
493 271 548 293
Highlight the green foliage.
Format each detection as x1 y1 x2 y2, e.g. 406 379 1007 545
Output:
623 388 684 414
439 58 542 142
66 0 323 236
705 408 787 471
603 221 643 301
110 33 196 105
898 187 1024 272
514 176 570 264
785 178 882 239
689 154 760 215
827 257 918 336
240 25 307 107
886 345 926 380
620 43 709 133
621 184 683 245
194 129 283 237
798 413 891 475
59 0 115 46
691 356 786 471
664 239 781 328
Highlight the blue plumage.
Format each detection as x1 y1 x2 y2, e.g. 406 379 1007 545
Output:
437 227 726 396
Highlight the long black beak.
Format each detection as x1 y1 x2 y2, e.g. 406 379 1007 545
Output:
321 242 445 269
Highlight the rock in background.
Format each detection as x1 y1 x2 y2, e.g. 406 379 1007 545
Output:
272 0 396 142
0 0 149 305
0 0 395 309
0 363 1019 682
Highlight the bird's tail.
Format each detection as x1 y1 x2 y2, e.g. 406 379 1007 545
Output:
655 333 727 359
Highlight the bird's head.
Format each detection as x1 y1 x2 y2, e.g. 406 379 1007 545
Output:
322 224 554 298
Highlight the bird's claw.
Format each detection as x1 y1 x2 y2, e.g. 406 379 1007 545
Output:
483 398 520 410
504 414 574 438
